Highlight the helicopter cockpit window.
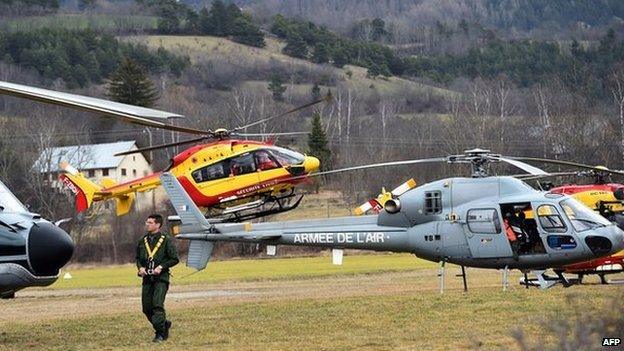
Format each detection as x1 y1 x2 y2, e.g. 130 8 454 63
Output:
268 147 305 166
192 162 227 183
560 198 611 232
467 209 501 234
0 180 27 213
424 191 442 214
230 153 256 175
254 150 279 171
537 205 567 233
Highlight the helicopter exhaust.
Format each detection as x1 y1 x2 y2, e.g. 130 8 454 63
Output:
384 199 401 214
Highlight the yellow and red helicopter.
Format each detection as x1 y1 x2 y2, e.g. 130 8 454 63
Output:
0 81 324 221
505 158 624 284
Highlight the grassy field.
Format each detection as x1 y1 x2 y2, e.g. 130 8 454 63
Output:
51 253 435 289
1 253 622 350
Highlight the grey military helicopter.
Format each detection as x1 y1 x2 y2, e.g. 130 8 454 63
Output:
160 149 624 290
0 179 74 298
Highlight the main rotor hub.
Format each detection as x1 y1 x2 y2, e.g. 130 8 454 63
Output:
212 128 231 140
447 149 503 178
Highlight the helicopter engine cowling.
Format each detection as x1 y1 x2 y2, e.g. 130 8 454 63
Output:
378 183 440 227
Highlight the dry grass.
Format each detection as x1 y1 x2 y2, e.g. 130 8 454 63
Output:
121 35 456 99
1 253 621 350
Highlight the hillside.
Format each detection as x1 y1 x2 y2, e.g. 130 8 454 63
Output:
122 35 456 99
235 0 624 36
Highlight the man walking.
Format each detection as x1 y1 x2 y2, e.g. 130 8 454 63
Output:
136 214 179 342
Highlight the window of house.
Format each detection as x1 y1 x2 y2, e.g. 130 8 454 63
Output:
424 191 442 214
102 169 109 176
132 169 137 177
87 170 95 178
121 168 127 176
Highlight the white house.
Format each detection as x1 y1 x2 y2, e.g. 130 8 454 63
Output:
33 140 153 185
32 140 166 213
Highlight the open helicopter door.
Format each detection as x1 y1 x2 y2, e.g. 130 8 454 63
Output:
464 208 514 258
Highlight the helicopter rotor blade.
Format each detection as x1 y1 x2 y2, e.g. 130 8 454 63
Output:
114 136 208 157
311 157 448 177
511 157 624 176
495 157 549 175
236 132 309 137
514 172 580 181
0 80 211 135
284 157 448 184
236 92 332 131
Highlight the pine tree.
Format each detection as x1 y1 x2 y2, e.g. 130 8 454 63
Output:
78 0 96 10
332 47 348 68
224 3 242 36
107 58 159 107
199 7 214 35
312 43 330 63
231 17 266 48
311 82 320 101
209 0 228 36
307 111 331 182
283 33 308 59
268 74 286 102
371 18 387 41
156 5 180 34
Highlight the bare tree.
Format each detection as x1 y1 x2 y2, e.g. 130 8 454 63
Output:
229 87 259 133
609 67 624 167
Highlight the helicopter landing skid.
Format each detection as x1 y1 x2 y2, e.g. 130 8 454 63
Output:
210 193 305 223
519 270 573 289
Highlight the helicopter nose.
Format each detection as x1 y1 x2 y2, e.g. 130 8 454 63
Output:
28 222 74 276
585 226 624 257
612 227 624 251
303 156 320 173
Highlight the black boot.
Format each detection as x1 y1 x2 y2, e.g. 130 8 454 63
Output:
163 320 172 340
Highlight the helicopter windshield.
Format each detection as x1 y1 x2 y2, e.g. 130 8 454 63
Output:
560 198 612 232
0 180 27 213
268 147 305 166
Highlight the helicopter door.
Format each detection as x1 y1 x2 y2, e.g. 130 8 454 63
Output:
254 150 283 184
465 208 513 258
223 152 260 197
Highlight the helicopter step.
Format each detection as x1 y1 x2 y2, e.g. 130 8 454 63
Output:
221 199 266 215
519 270 573 289
168 192 305 226
212 192 304 223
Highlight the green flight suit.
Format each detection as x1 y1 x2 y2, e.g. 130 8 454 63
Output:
135 231 179 336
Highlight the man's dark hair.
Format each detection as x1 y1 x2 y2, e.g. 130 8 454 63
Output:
147 214 164 227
